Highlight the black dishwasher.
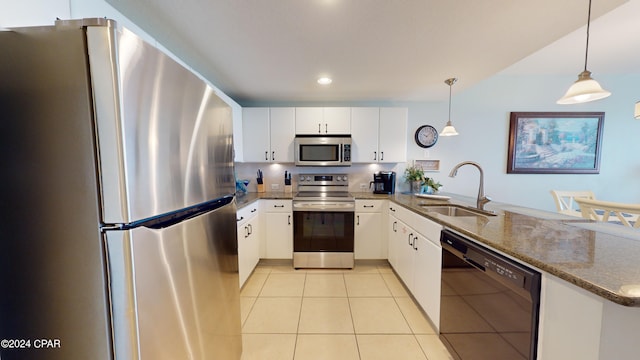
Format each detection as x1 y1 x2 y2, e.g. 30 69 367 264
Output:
440 230 541 360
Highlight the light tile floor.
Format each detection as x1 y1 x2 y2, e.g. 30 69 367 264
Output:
240 262 454 360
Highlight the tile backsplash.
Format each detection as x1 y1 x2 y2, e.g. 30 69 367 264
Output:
234 162 408 194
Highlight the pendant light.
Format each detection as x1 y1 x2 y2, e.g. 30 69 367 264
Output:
557 0 611 104
635 101 640 119
440 77 459 136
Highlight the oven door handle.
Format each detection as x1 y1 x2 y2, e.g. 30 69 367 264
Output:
293 202 355 212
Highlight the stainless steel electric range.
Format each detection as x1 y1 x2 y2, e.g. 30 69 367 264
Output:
292 174 355 269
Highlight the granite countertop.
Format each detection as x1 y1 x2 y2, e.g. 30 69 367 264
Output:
236 190 640 306
389 193 640 307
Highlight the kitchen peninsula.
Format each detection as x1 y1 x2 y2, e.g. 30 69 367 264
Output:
237 191 640 359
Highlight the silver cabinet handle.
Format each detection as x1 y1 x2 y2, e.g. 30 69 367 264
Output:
237 216 244 222
393 221 397 232
413 235 418 251
265 151 268 161
364 205 374 208
251 208 257 213
272 151 275 161
244 225 249 238
357 215 360 226
248 224 253 236
288 215 291 225
380 151 384 161
374 151 377 161
274 205 285 208
318 123 321 133
325 123 328 133
408 233 413 246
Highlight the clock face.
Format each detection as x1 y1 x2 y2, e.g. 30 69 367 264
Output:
415 125 438 148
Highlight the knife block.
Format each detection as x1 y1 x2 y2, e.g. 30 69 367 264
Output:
257 184 266 193
284 185 292 193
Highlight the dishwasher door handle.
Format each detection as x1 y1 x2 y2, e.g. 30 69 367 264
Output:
463 255 485 272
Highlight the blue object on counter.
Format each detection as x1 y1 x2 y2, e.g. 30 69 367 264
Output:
236 179 250 194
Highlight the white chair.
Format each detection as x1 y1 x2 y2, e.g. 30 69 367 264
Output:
550 190 595 217
574 198 640 228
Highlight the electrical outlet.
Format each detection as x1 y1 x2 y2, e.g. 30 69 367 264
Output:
271 183 280 190
359 183 368 190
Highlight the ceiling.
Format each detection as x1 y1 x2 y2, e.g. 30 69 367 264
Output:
105 0 638 105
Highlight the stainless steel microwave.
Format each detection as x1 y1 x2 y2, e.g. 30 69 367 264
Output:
294 135 352 166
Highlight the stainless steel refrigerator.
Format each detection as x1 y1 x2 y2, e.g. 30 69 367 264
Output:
0 18 241 360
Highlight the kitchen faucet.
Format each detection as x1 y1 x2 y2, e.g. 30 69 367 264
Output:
448 161 492 211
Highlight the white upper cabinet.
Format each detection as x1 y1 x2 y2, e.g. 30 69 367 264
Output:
242 107 295 163
378 107 407 163
295 107 350 135
351 107 407 163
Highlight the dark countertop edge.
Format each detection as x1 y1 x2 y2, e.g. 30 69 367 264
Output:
235 191 640 306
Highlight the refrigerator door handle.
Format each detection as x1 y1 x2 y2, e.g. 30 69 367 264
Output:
112 195 234 231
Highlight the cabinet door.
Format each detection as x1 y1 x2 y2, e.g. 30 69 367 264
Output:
355 212 384 259
323 107 351 134
395 221 415 287
242 108 270 162
378 107 407 163
265 212 293 259
269 107 295 162
412 234 442 328
237 222 251 287
295 107 323 134
351 107 380 162
388 214 399 268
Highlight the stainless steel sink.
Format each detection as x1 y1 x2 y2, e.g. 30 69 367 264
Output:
420 204 497 217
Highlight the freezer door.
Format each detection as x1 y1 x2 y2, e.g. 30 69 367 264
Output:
106 201 241 360
87 26 235 224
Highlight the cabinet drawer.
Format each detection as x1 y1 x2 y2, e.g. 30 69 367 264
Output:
262 199 292 212
237 201 259 225
356 200 384 212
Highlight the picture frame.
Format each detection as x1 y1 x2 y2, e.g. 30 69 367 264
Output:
414 159 440 171
507 112 604 174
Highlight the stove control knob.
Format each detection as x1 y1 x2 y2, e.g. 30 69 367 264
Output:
299 175 306 181
306 176 312 181
342 176 348 181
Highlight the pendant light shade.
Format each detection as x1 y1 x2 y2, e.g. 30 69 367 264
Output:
557 70 611 104
557 0 611 105
440 77 459 136
635 101 640 120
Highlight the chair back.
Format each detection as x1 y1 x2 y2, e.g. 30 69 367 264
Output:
574 198 640 228
550 190 595 217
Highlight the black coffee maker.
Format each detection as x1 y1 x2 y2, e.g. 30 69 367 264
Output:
370 171 396 194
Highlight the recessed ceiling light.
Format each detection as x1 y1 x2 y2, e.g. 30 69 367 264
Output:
317 77 332 85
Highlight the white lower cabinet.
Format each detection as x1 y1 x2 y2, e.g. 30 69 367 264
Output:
412 234 442 328
355 200 387 259
387 203 442 326
236 202 260 287
262 200 293 259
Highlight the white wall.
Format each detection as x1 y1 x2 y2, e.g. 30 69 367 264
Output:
410 73 640 211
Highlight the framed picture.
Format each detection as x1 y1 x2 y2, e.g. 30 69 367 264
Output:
414 159 440 171
507 112 604 174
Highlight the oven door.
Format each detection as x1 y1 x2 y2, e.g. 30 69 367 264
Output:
293 207 354 253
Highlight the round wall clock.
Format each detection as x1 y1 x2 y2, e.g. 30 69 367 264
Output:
414 125 438 148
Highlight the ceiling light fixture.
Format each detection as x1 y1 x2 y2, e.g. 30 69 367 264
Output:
317 77 332 85
557 0 611 104
440 77 459 136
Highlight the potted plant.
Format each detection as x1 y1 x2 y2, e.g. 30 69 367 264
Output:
404 165 425 193
424 177 442 194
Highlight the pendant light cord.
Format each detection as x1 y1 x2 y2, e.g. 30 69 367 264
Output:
584 0 592 72
448 83 452 122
